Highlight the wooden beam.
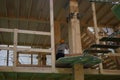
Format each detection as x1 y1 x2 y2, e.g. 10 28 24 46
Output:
105 16 115 25
50 0 55 72
102 70 120 75
85 4 105 24
0 28 14 32
69 0 84 80
0 66 120 75
97 6 111 23
73 64 84 80
13 29 18 67
91 2 103 74
0 28 51 36
91 2 99 44
69 0 82 54
104 53 120 57
0 46 52 53
18 29 51 36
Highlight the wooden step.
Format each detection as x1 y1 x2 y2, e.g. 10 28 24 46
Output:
90 44 120 49
100 37 120 42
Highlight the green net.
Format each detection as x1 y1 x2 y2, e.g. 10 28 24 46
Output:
56 55 101 66
112 4 120 20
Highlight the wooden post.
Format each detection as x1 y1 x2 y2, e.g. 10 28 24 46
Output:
69 0 84 80
91 2 99 44
74 64 84 80
91 2 103 73
69 0 82 54
13 29 18 67
50 0 55 72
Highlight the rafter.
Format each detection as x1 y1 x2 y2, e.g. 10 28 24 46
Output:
105 16 115 25
85 3 106 24
97 6 111 23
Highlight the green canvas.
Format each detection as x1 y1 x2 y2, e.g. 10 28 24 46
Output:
112 4 120 20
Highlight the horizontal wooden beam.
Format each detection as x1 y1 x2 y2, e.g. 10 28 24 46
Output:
0 46 52 53
102 70 120 75
0 28 14 32
0 28 51 36
0 42 50 47
0 67 71 73
0 66 120 75
104 53 120 57
18 30 51 36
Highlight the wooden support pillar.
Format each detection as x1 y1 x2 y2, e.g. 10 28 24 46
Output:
74 64 84 80
13 29 18 67
69 0 84 80
69 0 82 54
50 0 55 72
91 2 103 73
91 2 99 44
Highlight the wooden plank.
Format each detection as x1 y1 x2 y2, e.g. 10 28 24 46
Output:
13 29 18 67
91 2 99 44
50 0 55 72
18 30 51 36
0 46 52 53
91 2 103 73
0 28 13 32
0 66 120 75
102 70 120 75
0 28 51 35
104 53 120 57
